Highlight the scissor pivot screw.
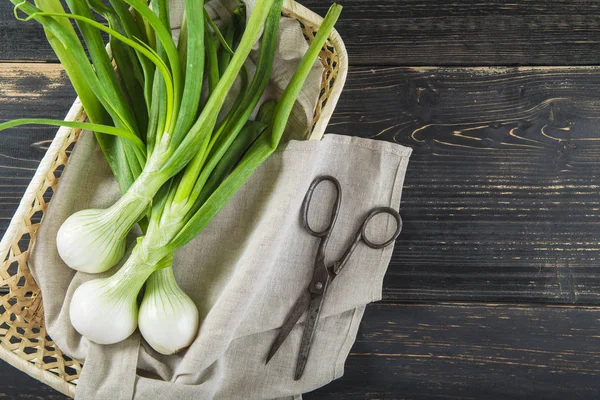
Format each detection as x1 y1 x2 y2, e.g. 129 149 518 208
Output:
315 282 323 290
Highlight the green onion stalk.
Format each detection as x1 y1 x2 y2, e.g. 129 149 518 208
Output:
3 0 342 352
4 0 278 274
69 3 343 350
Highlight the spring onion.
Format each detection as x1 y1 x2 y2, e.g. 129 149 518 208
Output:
7 0 277 273
137 112 272 354
5 0 342 351
69 244 172 344
69 0 289 345
138 261 200 355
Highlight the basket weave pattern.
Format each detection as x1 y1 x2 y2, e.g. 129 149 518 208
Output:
285 10 341 133
0 3 347 397
0 121 83 393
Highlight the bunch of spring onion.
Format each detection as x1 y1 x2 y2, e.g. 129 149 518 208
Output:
2 0 342 354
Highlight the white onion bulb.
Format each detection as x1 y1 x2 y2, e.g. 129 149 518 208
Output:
57 209 127 273
57 190 149 273
139 266 199 355
69 276 141 344
69 245 159 345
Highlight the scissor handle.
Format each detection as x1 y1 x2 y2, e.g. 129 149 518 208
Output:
301 175 342 238
333 207 403 275
361 207 403 249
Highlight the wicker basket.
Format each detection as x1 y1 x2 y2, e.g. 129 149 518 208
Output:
0 2 347 397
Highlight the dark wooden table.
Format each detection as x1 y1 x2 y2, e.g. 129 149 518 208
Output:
2 1 600 398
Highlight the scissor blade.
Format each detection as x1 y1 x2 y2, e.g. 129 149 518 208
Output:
266 291 311 364
294 293 326 380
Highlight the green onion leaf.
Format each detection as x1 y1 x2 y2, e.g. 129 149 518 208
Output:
0 119 145 151
204 8 234 55
169 3 343 248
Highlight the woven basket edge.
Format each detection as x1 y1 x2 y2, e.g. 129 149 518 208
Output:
283 0 348 141
0 343 77 398
0 98 84 259
0 98 83 398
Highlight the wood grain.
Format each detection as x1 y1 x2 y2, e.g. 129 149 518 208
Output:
3 5 600 396
3 302 600 400
4 64 600 304
6 1 600 66
0 360 68 400
0 64 74 231
307 302 600 399
328 66 600 304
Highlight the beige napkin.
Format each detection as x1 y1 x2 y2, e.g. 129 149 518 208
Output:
28 1 413 398
31 131 411 399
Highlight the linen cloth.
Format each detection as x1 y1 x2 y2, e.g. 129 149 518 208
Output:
28 1 413 398
31 132 411 399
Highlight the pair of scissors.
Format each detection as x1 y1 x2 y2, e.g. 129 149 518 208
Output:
265 175 403 380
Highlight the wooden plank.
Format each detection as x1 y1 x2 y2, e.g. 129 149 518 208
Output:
0 2 54 63
304 0 600 17
5 1 600 66
307 302 600 399
0 360 68 399
4 64 600 303
0 63 74 236
327 65 600 304
2 302 600 399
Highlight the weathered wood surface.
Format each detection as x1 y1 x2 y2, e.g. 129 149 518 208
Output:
335 66 600 304
4 303 600 400
4 63 600 304
309 303 600 399
0 359 69 400
6 1 600 66
0 64 74 229
3 0 600 398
